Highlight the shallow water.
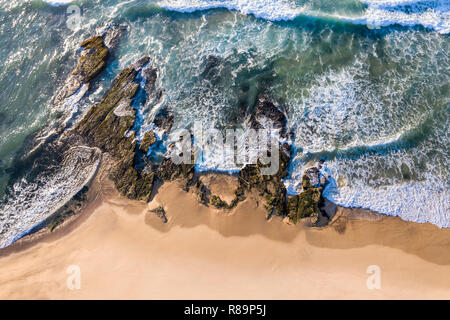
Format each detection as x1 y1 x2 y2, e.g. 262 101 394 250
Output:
0 0 448 247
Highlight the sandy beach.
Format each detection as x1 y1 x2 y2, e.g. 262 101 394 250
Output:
0 172 449 300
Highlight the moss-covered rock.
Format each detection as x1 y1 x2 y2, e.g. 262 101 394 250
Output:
288 187 323 224
210 195 229 209
157 159 195 183
55 28 121 104
237 143 291 217
194 180 208 205
139 130 157 153
72 56 156 201
76 36 109 82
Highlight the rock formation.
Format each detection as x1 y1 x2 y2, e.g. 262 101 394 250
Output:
54 26 123 105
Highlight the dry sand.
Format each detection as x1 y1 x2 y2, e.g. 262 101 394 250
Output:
0 175 449 300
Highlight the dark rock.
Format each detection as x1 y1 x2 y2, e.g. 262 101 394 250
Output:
201 55 222 82
210 195 229 209
139 130 157 153
100 24 126 50
55 37 107 104
55 26 123 105
287 187 323 224
231 96 292 217
71 56 154 201
142 67 158 92
288 163 330 225
194 180 208 205
150 206 168 223
153 108 174 135
156 158 195 184
235 96 291 216
250 96 287 136
303 167 328 189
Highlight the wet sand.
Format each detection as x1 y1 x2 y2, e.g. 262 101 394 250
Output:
0 175 449 300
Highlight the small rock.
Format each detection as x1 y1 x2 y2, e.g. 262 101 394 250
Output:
149 206 168 223
139 130 157 153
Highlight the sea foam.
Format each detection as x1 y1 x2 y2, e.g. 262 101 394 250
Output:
0 146 101 248
158 0 450 33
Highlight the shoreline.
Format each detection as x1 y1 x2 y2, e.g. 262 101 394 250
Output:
2 161 449 265
0 164 449 299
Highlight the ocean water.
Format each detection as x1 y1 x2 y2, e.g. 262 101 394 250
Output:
0 0 448 247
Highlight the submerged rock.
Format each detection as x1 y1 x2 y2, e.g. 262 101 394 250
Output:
153 108 174 136
249 96 287 137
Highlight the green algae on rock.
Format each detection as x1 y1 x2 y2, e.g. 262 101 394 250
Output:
287 165 329 225
72 56 156 201
139 130 157 153
287 187 323 224
54 27 122 105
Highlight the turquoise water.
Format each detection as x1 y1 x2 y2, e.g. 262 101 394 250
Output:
0 0 448 247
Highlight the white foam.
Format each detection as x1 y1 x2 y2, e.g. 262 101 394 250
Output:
323 165 450 228
0 146 101 248
158 0 450 33
158 0 303 20
348 1 450 34
42 0 74 7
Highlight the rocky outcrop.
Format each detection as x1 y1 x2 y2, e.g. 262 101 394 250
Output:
71 56 156 201
55 26 123 105
249 96 287 138
153 108 174 136
139 130 157 153
287 161 329 225
224 96 292 218
238 142 291 218
57 32 332 227
149 206 168 224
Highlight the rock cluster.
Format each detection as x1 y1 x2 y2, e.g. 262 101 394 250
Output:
60 31 331 226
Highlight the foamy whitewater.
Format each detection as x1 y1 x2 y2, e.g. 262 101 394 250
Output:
0 0 448 247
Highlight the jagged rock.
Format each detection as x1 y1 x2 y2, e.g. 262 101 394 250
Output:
149 206 168 223
250 96 287 137
153 108 174 135
139 130 157 153
288 163 329 224
210 195 229 209
99 24 126 50
287 187 323 224
233 96 292 217
303 167 327 189
142 67 158 92
194 180 208 205
55 27 122 105
71 56 155 201
156 158 195 183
